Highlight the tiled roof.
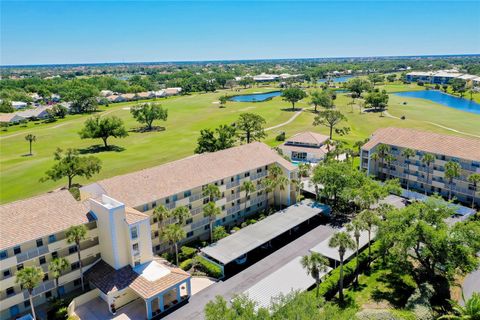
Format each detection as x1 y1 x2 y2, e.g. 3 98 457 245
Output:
286 131 329 145
86 259 190 299
82 142 296 208
0 190 90 250
125 207 150 225
280 144 330 158
362 127 480 161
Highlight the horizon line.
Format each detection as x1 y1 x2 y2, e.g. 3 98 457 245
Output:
2 53 480 69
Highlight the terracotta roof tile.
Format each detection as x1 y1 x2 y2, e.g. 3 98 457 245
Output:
286 131 329 145
125 207 150 225
362 127 480 161
0 190 90 250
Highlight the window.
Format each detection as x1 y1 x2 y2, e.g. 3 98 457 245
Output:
244 172 250 177
203 198 209 205
71 262 80 270
39 256 46 265
186 218 193 225
36 239 43 247
48 235 56 243
155 245 160 251
73 279 81 286
51 251 58 259
154 231 159 238
13 246 21 255
69 246 78 254
204 225 210 230
221 180 224 185
131 226 138 240
45 291 52 298
43 274 49 281
184 190 191 198
231 177 234 182
257 168 262 173
222 205 225 211
9 305 19 317
4 269 11 277
0 250 7 260
152 202 157 208
6 287 14 296
186 231 194 238
132 243 139 251
17 264 23 271
134 260 141 267
172 195 178 202
143 204 148 211
24 300 30 308
165 198 170 204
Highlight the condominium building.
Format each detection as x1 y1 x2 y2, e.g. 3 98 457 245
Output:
360 128 480 206
0 142 297 319
279 131 331 163
405 70 480 86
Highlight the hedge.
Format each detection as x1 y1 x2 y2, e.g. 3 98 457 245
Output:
196 256 223 278
316 241 381 299
180 258 193 271
178 246 197 261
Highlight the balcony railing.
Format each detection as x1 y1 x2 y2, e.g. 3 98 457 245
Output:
191 217 210 230
25 279 55 298
227 205 241 215
251 171 267 180
189 193 204 202
226 192 240 202
226 180 240 189
17 245 49 264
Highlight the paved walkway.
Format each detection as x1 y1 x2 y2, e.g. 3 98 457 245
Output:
75 297 146 320
163 224 336 320
462 267 480 305
265 107 312 132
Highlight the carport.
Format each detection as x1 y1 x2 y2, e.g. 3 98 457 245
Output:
309 227 377 267
242 256 332 311
200 200 330 276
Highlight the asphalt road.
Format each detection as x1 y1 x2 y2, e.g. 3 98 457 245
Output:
162 224 336 320
462 267 480 304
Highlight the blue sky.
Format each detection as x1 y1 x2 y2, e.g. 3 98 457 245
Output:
1 1 479 65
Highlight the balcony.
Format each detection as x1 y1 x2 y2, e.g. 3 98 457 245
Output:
17 245 49 264
189 193 204 202
190 207 203 216
25 279 56 298
251 171 267 181
227 205 241 215
226 192 240 202
191 217 210 230
226 180 240 189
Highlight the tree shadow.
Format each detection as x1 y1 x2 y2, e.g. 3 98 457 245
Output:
280 107 302 112
129 126 166 133
370 269 416 308
78 145 125 154
21 153 34 157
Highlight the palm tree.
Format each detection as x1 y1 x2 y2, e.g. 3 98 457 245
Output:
262 178 275 209
421 153 435 195
357 210 379 265
163 224 186 266
172 206 191 226
376 144 390 180
300 252 329 298
153 205 171 246
346 218 367 286
203 201 221 243
468 173 480 208
370 152 380 175
276 175 289 209
49 257 70 298
240 180 256 211
402 148 415 191
328 231 355 302
16 266 44 319
445 161 461 200
203 184 221 203
66 224 87 291
297 163 311 178
25 134 36 156
385 154 395 180
439 292 480 320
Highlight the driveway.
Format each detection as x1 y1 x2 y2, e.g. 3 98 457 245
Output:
462 267 480 304
163 223 336 320
75 297 146 320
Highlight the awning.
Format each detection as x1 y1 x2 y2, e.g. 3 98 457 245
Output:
243 256 332 310
201 200 330 265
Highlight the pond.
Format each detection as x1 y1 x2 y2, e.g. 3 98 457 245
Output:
318 76 354 83
394 90 480 115
228 91 282 102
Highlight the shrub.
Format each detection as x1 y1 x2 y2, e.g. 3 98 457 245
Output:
417 80 424 86
196 256 222 278
178 246 197 261
69 187 80 200
180 258 193 271
275 131 286 141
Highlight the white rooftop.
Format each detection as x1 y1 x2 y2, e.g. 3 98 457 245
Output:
134 260 171 282
201 200 329 265
243 256 332 311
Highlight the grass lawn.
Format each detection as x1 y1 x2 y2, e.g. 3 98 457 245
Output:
1 84 479 204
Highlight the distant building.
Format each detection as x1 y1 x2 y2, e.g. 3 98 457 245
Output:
121 93 137 101
164 88 182 96
360 127 480 207
50 94 61 102
253 74 280 82
11 101 28 110
405 70 480 86
279 131 331 163
99 90 114 97
0 113 25 123
137 92 156 100
107 95 127 103
17 106 54 119
29 93 42 102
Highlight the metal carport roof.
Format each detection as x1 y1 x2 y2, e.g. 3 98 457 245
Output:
201 200 329 265
242 256 332 310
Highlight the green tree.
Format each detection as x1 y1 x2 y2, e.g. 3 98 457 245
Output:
328 231 355 302
450 78 467 97
66 224 87 291
240 180 256 211
385 154 395 180
281 88 307 111
347 219 367 286
203 184 221 202
25 133 36 156
236 113 266 143
276 175 289 209
368 74 385 86
312 110 346 140
195 124 237 154
153 205 171 246
130 103 168 131
421 153 435 195
49 257 70 298
172 206 192 226
439 292 480 320
364 90 389 113
468 173 480 208
52 105 68 118
386 74 397 82
16 266 44 319
79 116 128 148
310 90 332 112
0 99 14 113
376 143 390 180
219 95 228 107
163 224 186 266
370 152 380 175
300 252 329 298
41 148 102 189
357 209 380 265
203 201 222 243
64 83 99 113
445 161 461 200
212 226 228 242
402 148 416 191
345 78 373 97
